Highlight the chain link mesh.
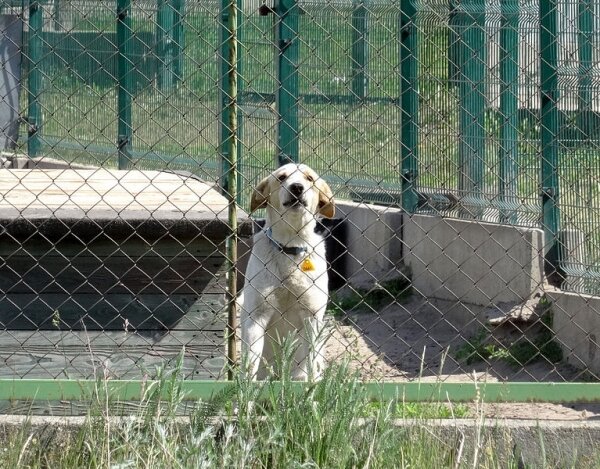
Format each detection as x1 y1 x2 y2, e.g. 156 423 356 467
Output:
0 0 599 391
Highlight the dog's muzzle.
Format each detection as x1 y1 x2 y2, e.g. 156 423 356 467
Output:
283 183 307 208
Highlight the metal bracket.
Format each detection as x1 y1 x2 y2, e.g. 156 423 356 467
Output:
279 39 292 51
117 135 130 149
541 186 558 200
258 4 275 15
401 169 418 182
117 6 128 20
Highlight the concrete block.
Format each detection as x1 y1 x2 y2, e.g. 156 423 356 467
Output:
403 214 545 306
334 201 404 288
549 289 600 374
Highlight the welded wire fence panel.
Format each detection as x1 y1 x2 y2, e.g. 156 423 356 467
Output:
2 0 600 409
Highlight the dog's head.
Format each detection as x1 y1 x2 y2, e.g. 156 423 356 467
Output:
250 163 335 219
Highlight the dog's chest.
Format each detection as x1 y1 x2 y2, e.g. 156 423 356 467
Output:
270 251 325 287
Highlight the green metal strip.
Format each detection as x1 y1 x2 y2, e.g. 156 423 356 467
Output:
156 0 175 91
457 0 486 218
577 0 593 137
172 0 184 84
540 0 561 278
3 380 600 404
498 0 518 224
275 0 300 166
117 0 134 169
351 0 368 102
27 0 43 158
400 1 418 213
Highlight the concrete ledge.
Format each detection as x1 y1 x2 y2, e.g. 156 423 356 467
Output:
403 214 545 306
548 289 600 374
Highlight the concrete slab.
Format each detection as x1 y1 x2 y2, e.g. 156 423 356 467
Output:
403 214 545 306
2 415 600 467
334 201 404 288
549 289 600 374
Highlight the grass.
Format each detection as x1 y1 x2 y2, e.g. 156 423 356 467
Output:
2 345 594 469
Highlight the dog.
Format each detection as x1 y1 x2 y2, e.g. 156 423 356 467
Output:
239 163 335 380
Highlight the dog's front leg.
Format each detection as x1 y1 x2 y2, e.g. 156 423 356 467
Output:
241 314 268 380
293 315 326 381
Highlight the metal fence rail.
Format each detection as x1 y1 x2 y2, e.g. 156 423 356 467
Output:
1 0 600 411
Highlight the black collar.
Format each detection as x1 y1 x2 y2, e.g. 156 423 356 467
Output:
265 228 308 256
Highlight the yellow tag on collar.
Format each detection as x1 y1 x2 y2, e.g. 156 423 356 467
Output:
300 257 316 272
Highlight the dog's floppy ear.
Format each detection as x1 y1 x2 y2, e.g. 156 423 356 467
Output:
316 178 335 218
250 176 271 212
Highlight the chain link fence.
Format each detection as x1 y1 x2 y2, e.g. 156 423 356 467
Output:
1 0 600 401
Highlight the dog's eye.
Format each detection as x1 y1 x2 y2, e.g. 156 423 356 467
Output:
277 173 288 182
306 174 314 183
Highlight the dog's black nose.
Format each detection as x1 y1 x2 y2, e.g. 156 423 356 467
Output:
288 183 304 196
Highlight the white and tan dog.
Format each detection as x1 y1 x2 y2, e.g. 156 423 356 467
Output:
239 163 335 380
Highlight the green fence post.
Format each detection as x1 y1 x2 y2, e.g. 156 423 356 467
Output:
351 0 368 102
117 0 133 169
540 0 561 283
157 0 175 90
172 0 184 85
499 0 518 224
577 0 593 138
457 0 486 217
275 0 299 166
400 1 418 213
27 0 43 159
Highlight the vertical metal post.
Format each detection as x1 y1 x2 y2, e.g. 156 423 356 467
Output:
499 0 518 224
157 0 175 91
351 0 368 102
457 0 486 217
577 0 593 138
220 0 243 198
220 0 239 379
172 0 184 85
275 0 299 166
400 0 418 213
27 0 43 158
117 0 133 169
540 0 561 282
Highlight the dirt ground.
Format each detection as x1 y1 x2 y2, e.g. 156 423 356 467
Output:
324 294 600 421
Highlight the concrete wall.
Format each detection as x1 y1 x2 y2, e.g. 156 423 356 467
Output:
334 201 404 288
549 289 600 375
336 204 545 307
403 214 545 306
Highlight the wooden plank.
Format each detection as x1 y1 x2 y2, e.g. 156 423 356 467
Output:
0 235 226 258
0 293 226 331
1 252 225 295
0 169 252 240
0 330 225 380
0 169 229 217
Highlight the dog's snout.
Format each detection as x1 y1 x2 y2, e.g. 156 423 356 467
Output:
288 182 304 196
